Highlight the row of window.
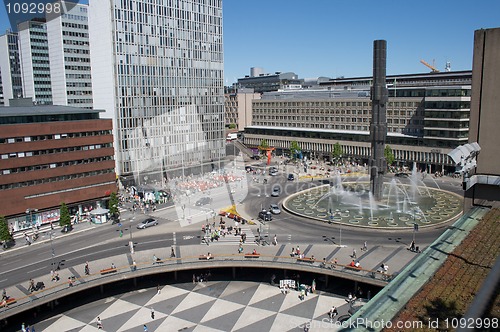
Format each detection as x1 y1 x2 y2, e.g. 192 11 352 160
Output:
62 22 88 30
0 169 114 191
1 156 113 175
0 130 110 144
1 143 111 160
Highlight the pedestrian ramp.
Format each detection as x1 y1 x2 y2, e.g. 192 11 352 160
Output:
203 226 256 246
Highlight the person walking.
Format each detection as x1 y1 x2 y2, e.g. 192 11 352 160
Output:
352 249 357 259
273 234 277 246
150 307 155 319
362 241 367 251
84 262 90 275
96 317 103 329
143 324 149 332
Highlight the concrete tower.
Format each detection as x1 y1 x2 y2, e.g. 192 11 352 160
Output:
369 40 388 200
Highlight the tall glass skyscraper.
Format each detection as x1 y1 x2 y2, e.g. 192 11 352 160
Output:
89 0 225 185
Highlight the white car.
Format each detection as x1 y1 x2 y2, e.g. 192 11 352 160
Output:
271 186 281 197
270 204 281 214
137 218 158 229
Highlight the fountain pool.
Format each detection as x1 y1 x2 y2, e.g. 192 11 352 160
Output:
282 179 463 228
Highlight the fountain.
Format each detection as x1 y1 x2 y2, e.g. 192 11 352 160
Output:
282 40 463 229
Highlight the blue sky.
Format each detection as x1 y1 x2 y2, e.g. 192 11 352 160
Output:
1 0 498 85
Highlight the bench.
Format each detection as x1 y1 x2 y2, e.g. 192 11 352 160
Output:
100 268 118 275
1 298 16 307
344 265 362 272
199 255 214 260
296 257 315 263
244 253 260 258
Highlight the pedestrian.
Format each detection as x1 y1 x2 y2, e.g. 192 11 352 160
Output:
150 307 155 319
143 324 149 332
84 262 90 275
96 317 103 329
362 241 367 251
132 261 137 271
171 247 176 258
192 273 196 284
352 249 357 259
157 285 161 295
273 234 277 246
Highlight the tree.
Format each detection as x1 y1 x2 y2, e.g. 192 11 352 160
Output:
332 142 343 165
289 141 301 159
0 215 12 244
59 203 71 227
258 139 269 154
108 192 120 218
385 145 395 166
228 123 237 129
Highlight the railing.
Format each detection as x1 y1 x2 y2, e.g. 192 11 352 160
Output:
0 253 392 319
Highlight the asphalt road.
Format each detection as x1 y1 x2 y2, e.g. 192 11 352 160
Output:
0 158 463 291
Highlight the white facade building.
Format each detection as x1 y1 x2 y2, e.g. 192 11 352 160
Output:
46 2 93 108
18 19 52 105
89 0 225 182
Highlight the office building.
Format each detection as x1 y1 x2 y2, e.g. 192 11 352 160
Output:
237 69 303 94
0 101 116 231
89 0 225 184
465 27 500 206
0 31 23 106
18 18 52 105
46 1 93 108
224 87 260 130
244 71 472 174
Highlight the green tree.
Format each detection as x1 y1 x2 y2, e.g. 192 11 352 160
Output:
332 142 343 165
384 145 395 166
289 141 301 159
228 123 237 129
59 203 71 227
258 139 269 154
0 215 12 244
108 192 120 218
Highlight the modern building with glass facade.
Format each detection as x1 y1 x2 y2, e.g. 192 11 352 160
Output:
0 102 116 231
18 19 52 105
47 1 93 109
244 71 472 174
89 0 225 185
0 31 23 106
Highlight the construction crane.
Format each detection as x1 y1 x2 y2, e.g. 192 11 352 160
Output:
420 59 440 73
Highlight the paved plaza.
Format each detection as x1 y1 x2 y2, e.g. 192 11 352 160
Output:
33 280 359 331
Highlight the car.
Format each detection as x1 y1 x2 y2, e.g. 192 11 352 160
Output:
137 218 158 229
271 186 281 197
195 197 212 206
251 155 260 160
269 204 281 214
258 210 272 221
269 169 278 176
245 166 254 172
287 173 295 181
395 172 409 178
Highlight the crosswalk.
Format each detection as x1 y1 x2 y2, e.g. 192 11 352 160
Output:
202 225 257 246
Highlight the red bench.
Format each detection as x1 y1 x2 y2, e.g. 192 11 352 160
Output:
100 268 118 275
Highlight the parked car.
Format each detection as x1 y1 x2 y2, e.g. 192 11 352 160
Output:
287 173 295 181
269 204 281 214
271 186 281 197
137 218 158 229
258 210 272 221
195 197 212 206
269 169 278 176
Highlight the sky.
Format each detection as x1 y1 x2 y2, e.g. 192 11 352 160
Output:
1 0 499 85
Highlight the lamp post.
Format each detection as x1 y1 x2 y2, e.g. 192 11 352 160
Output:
129 215 135 254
